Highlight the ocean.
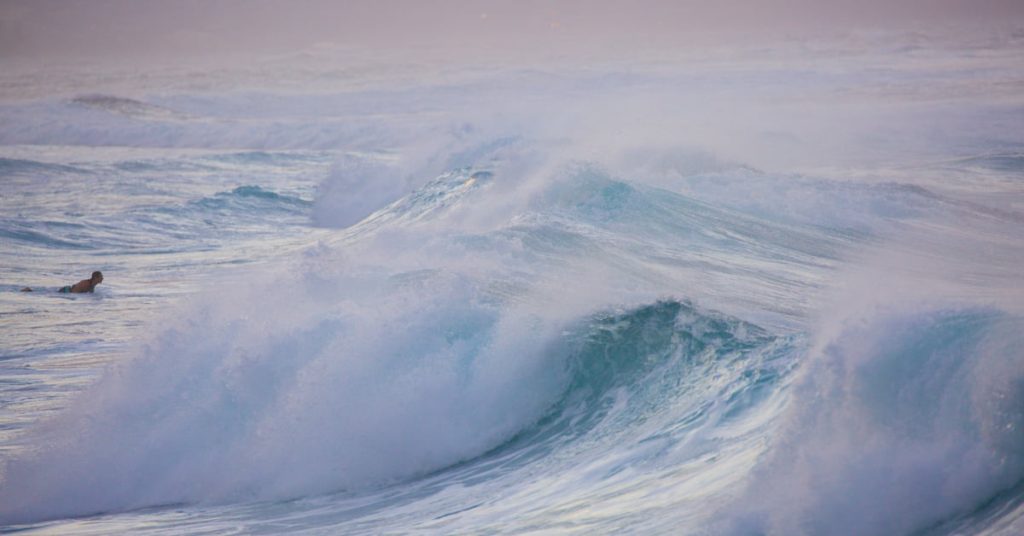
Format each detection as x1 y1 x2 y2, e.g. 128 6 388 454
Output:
1 34 1023 535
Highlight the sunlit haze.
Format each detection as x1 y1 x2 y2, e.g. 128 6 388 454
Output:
2 0 1023 62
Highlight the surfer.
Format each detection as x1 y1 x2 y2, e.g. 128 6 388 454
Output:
20 271 104 293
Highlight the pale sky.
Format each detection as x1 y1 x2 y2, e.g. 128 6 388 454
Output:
2 0 1023 62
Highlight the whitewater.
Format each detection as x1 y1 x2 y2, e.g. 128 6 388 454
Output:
1 33 1023 535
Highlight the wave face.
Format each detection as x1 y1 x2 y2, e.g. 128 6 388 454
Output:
729 308 1024 536
2 34 1024 535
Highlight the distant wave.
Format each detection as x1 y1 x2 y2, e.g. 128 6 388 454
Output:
191 185 312 212
71 94 192 121
951 153 1024 173
0 219 95 250
0 156 89 176
0 184 312 252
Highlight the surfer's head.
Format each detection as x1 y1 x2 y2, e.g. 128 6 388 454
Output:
91 271 103 283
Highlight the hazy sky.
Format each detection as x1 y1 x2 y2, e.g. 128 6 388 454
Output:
2 0 1023 62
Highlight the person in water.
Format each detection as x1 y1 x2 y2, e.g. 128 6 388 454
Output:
21 271 104 293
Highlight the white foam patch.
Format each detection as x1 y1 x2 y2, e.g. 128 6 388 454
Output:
0 259 572 523
722 225 1024 535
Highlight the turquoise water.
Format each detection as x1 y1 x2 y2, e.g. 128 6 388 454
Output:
2 43 1024 535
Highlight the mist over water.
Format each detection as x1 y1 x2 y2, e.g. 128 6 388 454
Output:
1 11 1023 535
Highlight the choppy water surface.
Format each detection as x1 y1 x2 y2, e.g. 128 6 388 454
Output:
1 36 1023 535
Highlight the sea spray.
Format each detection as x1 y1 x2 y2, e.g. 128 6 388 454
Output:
0 265 572 523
